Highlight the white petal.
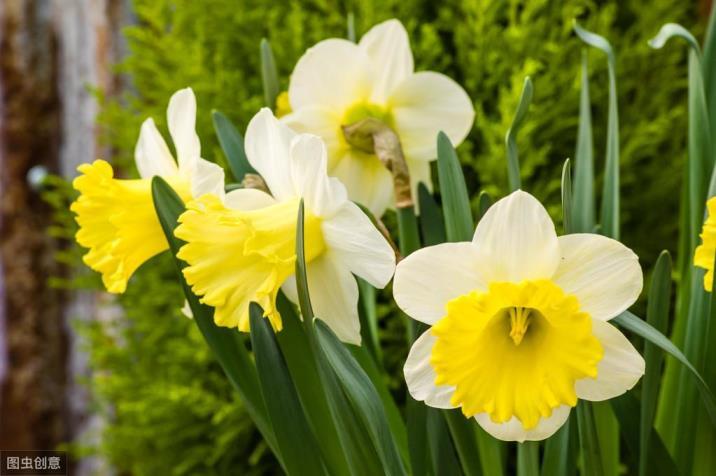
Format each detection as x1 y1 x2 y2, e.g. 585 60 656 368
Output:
288 39 374 111
244 108 297 201
576 320 645 401
393 242 487 325
553 234 643 321
167 88 201 175
472 190 559 283
475 405 571 442
358 19 414 103
134 118 178 179
389 71 474 161
404 330 456 408
224 188 276 211
322 201 395 288
281 107 343 159
181 300 193 319
331 148 393 217
190 158 225 200
281 275 298 303
288 134 348 217
307 253 361 345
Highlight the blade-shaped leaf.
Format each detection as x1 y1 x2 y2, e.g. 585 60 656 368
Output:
477 191 493 220
260 38 279 108
150 176 278 455
437 132 473 242
418 182 446 246
572 50 595 233
249 303 326 475
576 402 604 476
443 411 484 476
427 409 461 476
212 110 255 182
640 251 672 476
504 77 533 192
517 442 539 476
561 158 572 234
541 419 572 476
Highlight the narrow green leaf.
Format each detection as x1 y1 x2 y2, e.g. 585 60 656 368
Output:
576 402 604 476
504 77 533 192
315 320 408 476
572 51 595 233
418 182 446 246
574 21 619 240
260 38 279 108
592 402 619 476
407 399 431 476
610 393 680 476
249 303 326 476
541 419 571 476
150 176 278 455
437 132 473 242
613 310 716 426
357 277 382 364
648 23 702 53
561 158 572 234
443 411 484 476
427 410 461 476
397 206 421 256
294 200 314 329
640 251 672 476
477 191 493 220
517 442 539 476
474 425 504 476
212 110 255 182
703 4 716 143
347 12 356 42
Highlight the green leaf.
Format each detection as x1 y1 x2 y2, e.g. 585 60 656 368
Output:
613 310 716 427
541 419 572 476
397 206 421 256
592 402 619 476
443 411 484 476
418 182 446 246
610 393 679 476
427 410 461 476
347 12 356 42
249 303 327 476
703 4 716 144
573 21 619 240
260 38 279 108
294 199 314 326
474 425 504 476
150 176 279 455
576 402 604 476
561 159 572 234
211 110 255 182
572 51 595 233
477 191 493 220
504 76 533 192
357 277 382 364
640 251 672 476
517 442 539 476
437 132 473 242
315 320 408 476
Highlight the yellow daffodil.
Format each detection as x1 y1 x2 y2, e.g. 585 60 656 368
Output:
281 19 475 216
71 88 225 293
694 197 716 291
394 190 644 441
174 108 395 343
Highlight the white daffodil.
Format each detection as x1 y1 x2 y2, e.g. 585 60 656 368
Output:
394 190 645 442
174 108 395 344
281 19 474 216
71 88 225 293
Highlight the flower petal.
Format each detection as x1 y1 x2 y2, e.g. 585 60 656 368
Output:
134 118 178 179
575 319 645 401
244 108 297 201
404 330 456 409
552 234 643 321
472 190 559 283
288 134 348 217
331 148 393 217
393 242 488 325
190 158 225 200
358 19 414 103
224 188 276 211
322 201 395 288
288 38 374 111
281 107 343 160
306 253 361 345
167 87 201 175
389 71 474 161
474 405 571 442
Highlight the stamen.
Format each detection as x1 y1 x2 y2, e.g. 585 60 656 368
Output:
509 307 532 345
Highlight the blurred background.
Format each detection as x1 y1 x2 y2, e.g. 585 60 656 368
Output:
0 0 712 474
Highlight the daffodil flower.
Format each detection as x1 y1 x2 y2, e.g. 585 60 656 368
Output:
694 197 716 291
281 19 474 216
174 108 395 344
394 190 645 441
71 88 225 293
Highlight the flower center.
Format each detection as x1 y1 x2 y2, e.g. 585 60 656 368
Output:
71 159 191 293
430 280 603 430
175 194 325 332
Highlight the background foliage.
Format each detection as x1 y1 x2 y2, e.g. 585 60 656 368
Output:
76 0 702 473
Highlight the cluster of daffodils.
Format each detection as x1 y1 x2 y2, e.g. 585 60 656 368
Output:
71 19 647 442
